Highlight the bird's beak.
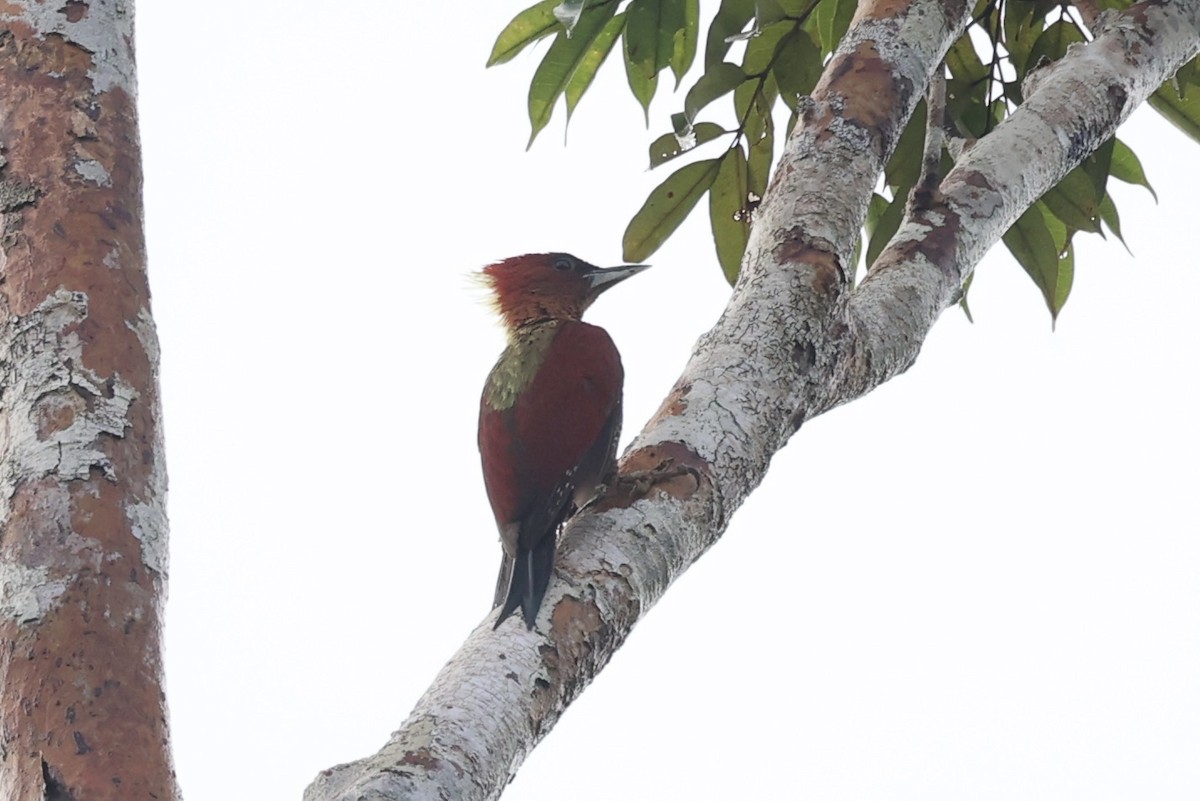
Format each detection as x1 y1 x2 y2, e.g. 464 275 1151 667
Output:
584 263 650 296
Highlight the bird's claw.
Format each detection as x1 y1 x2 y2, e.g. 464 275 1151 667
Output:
612 458 700 498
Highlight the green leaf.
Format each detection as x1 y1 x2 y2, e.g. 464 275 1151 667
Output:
1176 57 1195 99
1040 199 1069 255
1098 193 1131 255
670 0 701 87
864 192 888 239
1169 55 1198 99
863 192 888 272
1003 203 1055 277
885 99 926 191
705 0 756 69
734 76 777 143
815 0 855 57
527 3 620 145
1003 202 1072 322
1004 78 1024 106
648 122 727 167
1184 55 1200 86
1024 19 1085 74
988 97 1008 128
1042 164 1102 234
553 0 586 34
625 0 662 81
657 0 689 85
865 190 905 268
1148 80 1200 145
945 34 987 84
1109 139 1157 200
623 158 722 261
756 0 789 27
958 271 975 323
946 76 989 138
624 16 660 120
742 19 792 74
1003 0 1049 74
778 0 823 14
1081 136 1115 201
1049 242 1073 327
1185 56 1200 87
747 110 774 199
684 62 747 120
489 0 562 67
710 147 751 283
771 28 822 110
566 13 627 118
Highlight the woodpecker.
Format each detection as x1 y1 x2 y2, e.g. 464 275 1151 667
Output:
479 252 648 630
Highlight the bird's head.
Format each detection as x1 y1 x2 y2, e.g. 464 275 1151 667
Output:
480 253 649 330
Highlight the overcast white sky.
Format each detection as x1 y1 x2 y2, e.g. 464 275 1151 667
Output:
136 3 1198 799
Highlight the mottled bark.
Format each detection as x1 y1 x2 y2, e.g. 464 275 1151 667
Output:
0 2 176 800
306 0 1200 799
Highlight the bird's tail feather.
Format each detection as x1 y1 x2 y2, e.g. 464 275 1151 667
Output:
493 537 555 630
493 555 514 609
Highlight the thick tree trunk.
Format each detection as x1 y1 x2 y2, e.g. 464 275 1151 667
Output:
306 1 1200 799
0 3 176 800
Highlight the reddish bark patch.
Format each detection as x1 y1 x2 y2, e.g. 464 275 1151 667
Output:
774 241 844 291
399 748 441 771
528 595 606 724
35 391 81 437
58 2 88 22
961 170 994 191
830 42 903 142
646 380 690 426
597 441 705 509
811 258 843 295
887 206 961 279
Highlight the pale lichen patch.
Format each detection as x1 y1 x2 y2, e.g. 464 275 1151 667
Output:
126 498 167 577
0 290 136 528
125 305 162 367
0 561 68 622
122 307 169 577
73 158 111 186
0 0 136 95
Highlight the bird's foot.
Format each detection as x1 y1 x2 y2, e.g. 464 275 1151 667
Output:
610 458 700 498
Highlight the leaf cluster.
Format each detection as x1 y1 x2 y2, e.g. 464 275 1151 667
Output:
489 0 1199 323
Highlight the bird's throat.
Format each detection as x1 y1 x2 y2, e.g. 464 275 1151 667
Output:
483 320 561 411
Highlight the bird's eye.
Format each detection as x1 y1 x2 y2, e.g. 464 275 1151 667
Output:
553 258 573 271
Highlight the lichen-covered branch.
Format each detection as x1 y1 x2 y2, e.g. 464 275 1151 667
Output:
306 1 1199 799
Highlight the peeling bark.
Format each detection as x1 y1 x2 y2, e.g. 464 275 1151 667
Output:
0 3 176 800
306 1 1200 799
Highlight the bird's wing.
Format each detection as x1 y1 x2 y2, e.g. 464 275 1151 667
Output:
479 322 624 553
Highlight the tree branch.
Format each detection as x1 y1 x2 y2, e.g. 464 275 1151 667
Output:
305 0 1199 799
0 3 175 799
910 68 947 212
843 0 1200 398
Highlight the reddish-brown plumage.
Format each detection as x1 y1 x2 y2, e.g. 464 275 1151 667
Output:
479 253 647 629
479 321 622 526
